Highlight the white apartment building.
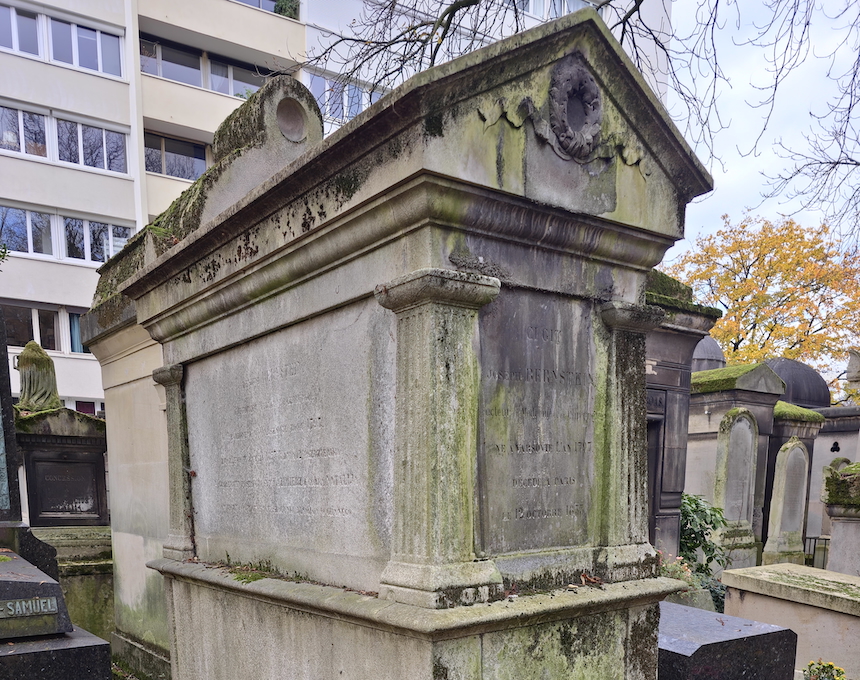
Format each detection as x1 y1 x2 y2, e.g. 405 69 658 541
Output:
0 0 305 412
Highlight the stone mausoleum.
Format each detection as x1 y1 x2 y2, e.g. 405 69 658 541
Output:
83 9 712 679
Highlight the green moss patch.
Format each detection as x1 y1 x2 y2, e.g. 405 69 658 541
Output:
773 400 825 423
645 292 722 319
646 270 692 302
691 364 760 394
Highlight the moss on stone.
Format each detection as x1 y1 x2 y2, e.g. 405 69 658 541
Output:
823 472 860 507
211 88 266 163
91 232 146 307
14 407 106 435
773 400 825 423
645 270 692 302
691 364 761 394
840 461 860 475
645 291 722 319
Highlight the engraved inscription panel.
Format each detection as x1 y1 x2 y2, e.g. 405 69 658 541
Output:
478 290 595 554
0 597 58 619
724 418 755 523
184 301 394 583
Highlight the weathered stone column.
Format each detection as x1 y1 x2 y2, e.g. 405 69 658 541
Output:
153 364 195 560
375 268 503 608
600 302 663 558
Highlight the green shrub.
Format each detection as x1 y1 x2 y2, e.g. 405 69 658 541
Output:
679 493 730 576
274 0 299 18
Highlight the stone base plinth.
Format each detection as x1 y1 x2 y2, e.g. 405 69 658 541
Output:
723 563 860 678
825 506 860 576
150 558 681 680
761 550 805 566
0 627 110 680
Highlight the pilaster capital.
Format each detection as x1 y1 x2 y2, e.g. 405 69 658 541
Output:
374 268 500 313
601 302 664 333
153 364 184 387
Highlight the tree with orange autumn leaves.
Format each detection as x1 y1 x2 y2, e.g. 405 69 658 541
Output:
666 215 860 386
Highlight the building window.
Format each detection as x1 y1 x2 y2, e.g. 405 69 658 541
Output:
308 72 382 125
0 303 57 350
0 202 132 265
210 60 265 99
235 0 276 13
144 132 206 180
0 106 47 157
0 5 123 75
140 38 202 87
0 105 127 174
0 5 39 56
508 0 596 19
236 0 299 18
63 217 131 263
0 205 53 255
57 119 126 172
140 34 271 99
74 400 96 414
50 18 122 76
68 313 90 353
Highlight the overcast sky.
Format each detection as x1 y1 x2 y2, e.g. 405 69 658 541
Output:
663 1 851 262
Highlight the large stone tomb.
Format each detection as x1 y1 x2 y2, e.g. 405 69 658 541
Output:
687 365 786 570
84 8 712 680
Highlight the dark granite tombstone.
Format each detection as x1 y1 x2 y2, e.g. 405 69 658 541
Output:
658 602 797 680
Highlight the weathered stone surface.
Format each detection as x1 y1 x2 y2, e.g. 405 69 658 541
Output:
658 601 796 679
152 557 679 680
478 288 596 554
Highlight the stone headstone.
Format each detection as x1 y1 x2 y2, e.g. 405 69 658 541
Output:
658 601 796 680
713 409 759 569
762 438 808 564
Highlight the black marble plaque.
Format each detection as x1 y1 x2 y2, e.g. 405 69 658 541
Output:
478 290 595 554
24 451 107 526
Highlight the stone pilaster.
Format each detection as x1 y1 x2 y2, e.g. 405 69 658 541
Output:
153 364 195 560
600 302 664 549
375 268 502 608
